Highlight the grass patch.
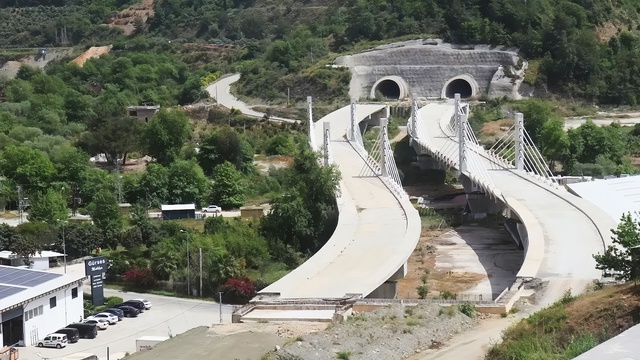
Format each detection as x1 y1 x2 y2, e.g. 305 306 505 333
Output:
405 317 420 326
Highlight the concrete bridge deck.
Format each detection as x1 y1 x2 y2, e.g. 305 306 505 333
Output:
415 102 616 305
260 104 421 299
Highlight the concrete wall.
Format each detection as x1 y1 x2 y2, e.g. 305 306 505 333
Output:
335 39 524 100
22 283 84 346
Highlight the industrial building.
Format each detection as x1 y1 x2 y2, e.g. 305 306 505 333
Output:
0 266 84 347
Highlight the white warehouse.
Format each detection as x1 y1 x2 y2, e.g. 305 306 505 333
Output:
0 266 85 347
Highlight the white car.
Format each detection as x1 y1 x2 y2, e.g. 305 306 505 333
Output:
202 205 222 213
132 299 152 309
37 333 67 348
90 312 119 324
83 318 109 330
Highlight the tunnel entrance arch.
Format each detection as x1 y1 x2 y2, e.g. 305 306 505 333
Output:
370 76 409 100
442 75 479 99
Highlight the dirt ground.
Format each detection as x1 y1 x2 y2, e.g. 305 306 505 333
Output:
125 322 328 360
108 0 155 36
70 46 112 67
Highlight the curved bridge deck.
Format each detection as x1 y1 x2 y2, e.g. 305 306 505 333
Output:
416 102 616 304
259 104 420 299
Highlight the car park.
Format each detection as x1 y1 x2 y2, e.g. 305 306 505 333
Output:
113 304 140 317
55 328 80 343
132 299 152 310
202 205 222 213
83 319 109 330
89 312 119 325
102 308 124 320
37 333 68 348
66 323 98 339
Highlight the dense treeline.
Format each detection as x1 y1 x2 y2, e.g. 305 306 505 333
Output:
8 0 640 104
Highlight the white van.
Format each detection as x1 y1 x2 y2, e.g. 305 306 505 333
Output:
37 333 68 348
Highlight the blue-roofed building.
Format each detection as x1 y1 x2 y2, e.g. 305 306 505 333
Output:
0 265 85 347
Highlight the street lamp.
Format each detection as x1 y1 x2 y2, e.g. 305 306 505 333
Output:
57 219 68 274
180 230 191 296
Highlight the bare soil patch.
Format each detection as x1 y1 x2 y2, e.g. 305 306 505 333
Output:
108 0 155 36
70 46 112 67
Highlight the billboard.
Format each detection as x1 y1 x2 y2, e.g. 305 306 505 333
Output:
84 256 108 306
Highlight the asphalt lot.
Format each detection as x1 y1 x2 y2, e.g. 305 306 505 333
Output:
20 289 233 360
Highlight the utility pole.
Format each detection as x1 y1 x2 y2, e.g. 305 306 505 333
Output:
62 224 66 274
187 235 190 296
287 88 290 106
114 158 123 203
17 185 23 224
218 292 223 323
199 248 203 298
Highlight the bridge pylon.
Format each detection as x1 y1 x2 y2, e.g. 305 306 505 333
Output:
307 96 316 151
323 121 332 166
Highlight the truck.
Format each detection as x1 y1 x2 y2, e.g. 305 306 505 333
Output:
136 336 169 352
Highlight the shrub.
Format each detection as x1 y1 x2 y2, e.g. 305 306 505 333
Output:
336 351 351 360
417 284 428 299
123 267 157 288
459 302 476 318
106 296 123 307
220 276 256 303
440 290 457 300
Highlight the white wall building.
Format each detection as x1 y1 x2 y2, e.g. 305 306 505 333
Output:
0 250 65 270
0 265 85 347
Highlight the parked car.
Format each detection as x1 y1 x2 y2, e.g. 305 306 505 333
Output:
202 205 222 213
66 323 98 339
37 333 68 348
113 304 140 317
132 298 152 310
55 328 79 343
102 308 124 320
83 319 109 330
88 313 118 325
121 300 146 312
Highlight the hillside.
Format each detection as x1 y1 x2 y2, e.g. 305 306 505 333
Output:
487 283 640 359
3 1 640 105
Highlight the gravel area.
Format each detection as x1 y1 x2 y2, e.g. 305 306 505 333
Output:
265 303 476 360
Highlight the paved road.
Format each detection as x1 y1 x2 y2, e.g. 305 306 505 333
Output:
206 74 297 123
23 263 234 360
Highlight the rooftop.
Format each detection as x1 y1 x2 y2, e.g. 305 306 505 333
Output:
567 175 640 223
161 204 196 211
0 250 64 260
0 265 85 312
127 105 160 110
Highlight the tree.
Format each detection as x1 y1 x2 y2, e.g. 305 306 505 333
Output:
54 222 103 259
166 160 209 205
210 161 245 209
139 163 169 207
516 100 558 145
197 127 254 175
0 223 19 251
79 115 142 165
89 190 124 233
49 144 91 184
28 189 68 225
539 118 568 167
142 109 191 166
594 212 640 281
0 145 56 192
78 168 115 204
12 222 57 263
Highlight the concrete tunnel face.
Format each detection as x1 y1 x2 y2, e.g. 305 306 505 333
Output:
370 76 409 100
375 79 401 99
445 79 473 99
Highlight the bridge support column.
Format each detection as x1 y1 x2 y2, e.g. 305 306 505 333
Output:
380 117 389 177
323 122 332 166
410 94 419 140
515 112 524 170
350 98 357 141
307 96 316 151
